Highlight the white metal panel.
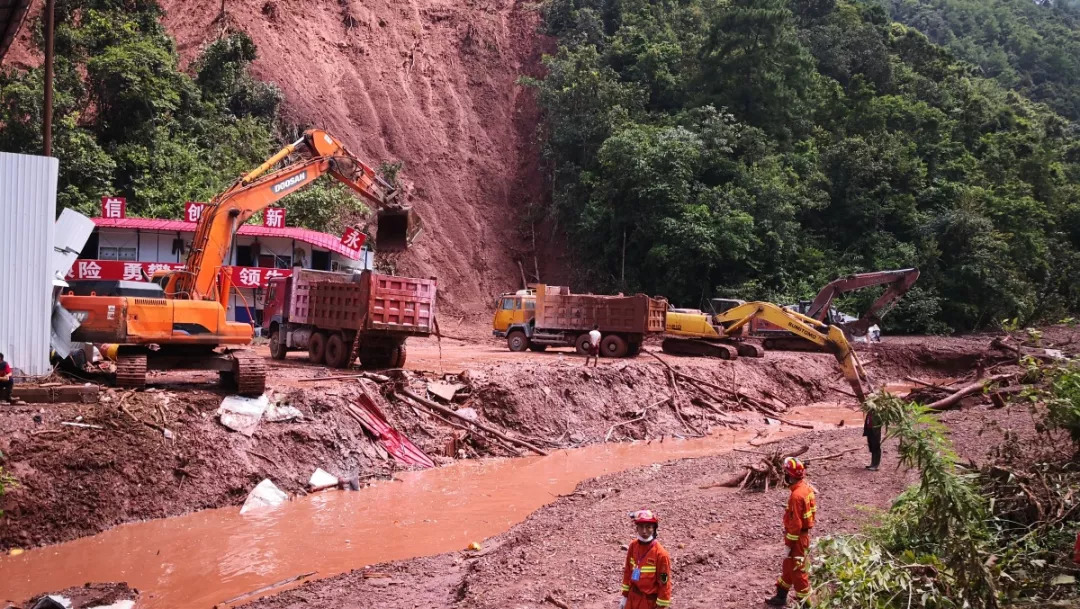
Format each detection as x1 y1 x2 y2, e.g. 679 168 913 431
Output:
0 152 58 375
51 208 95 280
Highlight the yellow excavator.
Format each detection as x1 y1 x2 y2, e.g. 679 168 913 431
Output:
61 129 419 394
663 302 871 400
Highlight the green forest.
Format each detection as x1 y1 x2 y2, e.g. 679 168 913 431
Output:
528 0 1080 333
0 0 364 233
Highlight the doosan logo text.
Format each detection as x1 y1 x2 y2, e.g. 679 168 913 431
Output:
272 172 307 193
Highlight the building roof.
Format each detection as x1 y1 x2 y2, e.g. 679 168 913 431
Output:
0 0 31 62
92 217 363 260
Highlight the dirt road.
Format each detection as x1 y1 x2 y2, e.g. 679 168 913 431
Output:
244 400 1035 608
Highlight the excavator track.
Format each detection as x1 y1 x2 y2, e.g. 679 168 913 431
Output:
232 350 267 396
115 354 147 390
662 338 739 360
735 342 765 358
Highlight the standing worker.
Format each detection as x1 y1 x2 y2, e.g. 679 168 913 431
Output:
864 410 882 471
620 509 672 609
585 324 602 367
0 353 13 404
765 457 816 607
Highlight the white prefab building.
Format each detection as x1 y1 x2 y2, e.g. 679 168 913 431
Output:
70 217 374 324
0 152 58 375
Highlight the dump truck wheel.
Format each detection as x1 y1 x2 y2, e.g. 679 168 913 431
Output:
325 334 350 368
308 332 327 365
575 333 593 354
601 334 629 358
528 344 548 352
627 341 641 356
268 328 287 360
507 331 529 352
392 344 407 368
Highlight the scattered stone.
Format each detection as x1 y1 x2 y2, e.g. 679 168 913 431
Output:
240 479 288 514
308 468 339 491
427 381 465 402
455 407 479 422
30 596 71 609
217 395 270 436
87 602 135 609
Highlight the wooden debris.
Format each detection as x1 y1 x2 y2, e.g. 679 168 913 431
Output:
605 397 669 441
925 373 1017 411
399 388 547 456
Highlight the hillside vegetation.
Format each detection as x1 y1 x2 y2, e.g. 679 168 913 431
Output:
529 0 1080 332
0 0 367 232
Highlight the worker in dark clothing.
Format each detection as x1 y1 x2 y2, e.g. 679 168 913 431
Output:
863 410 881 471
0 353 13 404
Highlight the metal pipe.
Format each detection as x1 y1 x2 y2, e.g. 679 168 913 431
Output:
42 0 55 156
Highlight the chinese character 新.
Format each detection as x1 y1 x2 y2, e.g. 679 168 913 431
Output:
264 207 285 228
238 267 262 287
78 260 103 279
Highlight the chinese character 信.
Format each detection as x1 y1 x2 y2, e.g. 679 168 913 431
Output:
103 198 124 218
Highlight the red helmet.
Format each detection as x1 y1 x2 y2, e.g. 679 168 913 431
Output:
631 509 659 524
783 457 806 479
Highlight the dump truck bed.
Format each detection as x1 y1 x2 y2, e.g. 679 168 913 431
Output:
534 284 666 335
305 272 436 335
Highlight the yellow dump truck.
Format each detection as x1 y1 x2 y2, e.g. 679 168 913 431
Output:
492 285 667 357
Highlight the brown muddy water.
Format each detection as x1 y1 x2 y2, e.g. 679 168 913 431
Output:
0 404 857 608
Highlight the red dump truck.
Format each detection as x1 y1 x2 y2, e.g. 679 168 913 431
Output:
492 284 667 357
263 269 436 369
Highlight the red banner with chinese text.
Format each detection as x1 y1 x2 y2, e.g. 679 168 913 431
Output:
66 260 292 289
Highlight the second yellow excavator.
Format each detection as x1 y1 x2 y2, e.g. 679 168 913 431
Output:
663 302 872 400
61 129 418 394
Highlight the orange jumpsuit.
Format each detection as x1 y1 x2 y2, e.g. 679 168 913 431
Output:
621 539 672 608
778 478 816 601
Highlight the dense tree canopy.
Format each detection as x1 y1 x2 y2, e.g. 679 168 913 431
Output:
528 0 1080 332
0 0 365 232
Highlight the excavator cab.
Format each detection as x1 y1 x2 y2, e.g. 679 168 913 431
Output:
376 207 422 252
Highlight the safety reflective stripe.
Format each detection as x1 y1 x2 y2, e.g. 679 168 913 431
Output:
804 506 817 519
640 566 657 572
786 533 801 541
621 585 630 592
795 588 812 599
656 600 671 607
776 577 791 589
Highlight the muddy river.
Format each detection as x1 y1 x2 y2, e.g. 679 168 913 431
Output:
0 404 857 608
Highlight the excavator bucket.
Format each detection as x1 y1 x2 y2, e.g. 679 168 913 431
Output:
375 207 422 252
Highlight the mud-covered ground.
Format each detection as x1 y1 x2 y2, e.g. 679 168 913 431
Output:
0 333 1019 551
243 399 1039 609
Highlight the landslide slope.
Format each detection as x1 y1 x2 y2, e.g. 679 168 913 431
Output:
169 0 555 318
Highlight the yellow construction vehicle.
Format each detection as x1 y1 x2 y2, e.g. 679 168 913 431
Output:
663 301 871 400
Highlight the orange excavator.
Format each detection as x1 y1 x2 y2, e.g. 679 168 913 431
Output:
60 129 418 394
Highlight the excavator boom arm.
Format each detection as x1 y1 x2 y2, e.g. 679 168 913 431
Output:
807 268 920 333
715 302 871 400
168 130 407 300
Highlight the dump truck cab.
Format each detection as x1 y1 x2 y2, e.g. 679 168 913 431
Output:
492 289 536 337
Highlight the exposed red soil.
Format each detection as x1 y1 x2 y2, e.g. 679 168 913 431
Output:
2 0 567 321
4 583 138 609
0 335 980 551
242 397 1039 609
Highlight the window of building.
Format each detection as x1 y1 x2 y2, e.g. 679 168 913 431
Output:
311 250 330 271
99 246 137 261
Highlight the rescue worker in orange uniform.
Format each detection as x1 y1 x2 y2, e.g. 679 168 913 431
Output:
765 457 816 607
620 509 673 609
